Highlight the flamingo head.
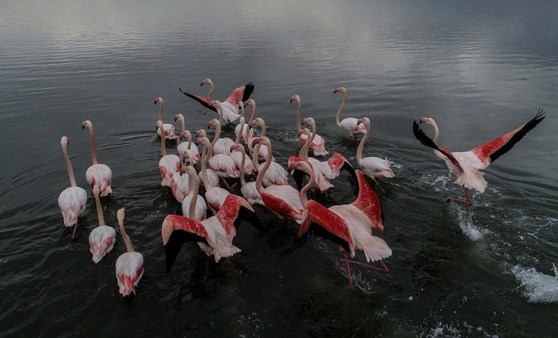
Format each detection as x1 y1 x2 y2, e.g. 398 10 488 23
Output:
155 120 164 131
117 208 125 225
180 152 191 167
183 165 197 177
198 136 211 147
230 143 243 153
333 87 347 94
249 117 264 128
245 98 256 107
289 95 301 104
207 118 220 130
298 128 311 137
174 113 184 122
182 130 192 141
200 78 213 87
288 159 313 175
154 97 163 105
196 129 207 138
357 117 371 127
81 120 93 130
301 117 315 128
251 136 270 147
419 117 435 126
61 136 69 147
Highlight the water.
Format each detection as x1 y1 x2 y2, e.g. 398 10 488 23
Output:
1 0 558 336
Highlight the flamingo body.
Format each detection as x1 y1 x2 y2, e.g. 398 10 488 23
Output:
159 155 180 187
89 225 116 263
115 252 144 296
58 187 87 226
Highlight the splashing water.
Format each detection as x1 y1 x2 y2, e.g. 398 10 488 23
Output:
511 265 558 303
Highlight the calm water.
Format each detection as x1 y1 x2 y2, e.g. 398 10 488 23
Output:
1 0 558 336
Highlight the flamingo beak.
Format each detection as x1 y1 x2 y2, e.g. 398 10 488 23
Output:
419 118 428 124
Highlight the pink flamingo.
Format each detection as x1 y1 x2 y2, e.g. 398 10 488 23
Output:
236 99 256 144
180 81 254 122
247 117 273 161
153 97 177 140
200 78 215 98
207 118 236 155
157 120 181 187
333 87 366 140
181 165 208 221
231 143 264 206
58 136 87 239
170 156 190 204
89 185 116 263
162 194 260 270
229 117 255 175
252 137 289 187
253 137 310 223
199 135 239 179
413 110 545 207
291 161 391 289
356 117 394 183
115 208 144 297
82 120 113 196
198 137 231 213
289 117 355 191
174 113 200 164
290 94 328 156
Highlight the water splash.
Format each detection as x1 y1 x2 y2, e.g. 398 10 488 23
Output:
511 265 558 303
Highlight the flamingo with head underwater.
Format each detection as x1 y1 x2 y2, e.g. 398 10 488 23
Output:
89 185 117 263
58 136 87 240
413 109 545 207
290 161 391 289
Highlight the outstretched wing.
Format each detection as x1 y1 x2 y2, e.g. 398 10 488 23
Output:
413 121 464 174
225 82 255 106
471 109 545 166
217 194 264 237
351 170 384 232
179 88 217 112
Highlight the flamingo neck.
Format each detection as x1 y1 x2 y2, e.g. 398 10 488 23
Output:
248 102 256 124
188 174 200 218
255 142 272 193
217 106 224 125
94 191 105 226
238 146 247 186
179 117 185 135
299 125 316 160
356 123 370 164
431 121 440 144
235 119 244 144
62 143 78 187
185 132 193 150
87 126 99 165
295 101 303 133
159 125 167 157
207 83 214 98
335 92 347 127
300 169 314 207
158 102 164 121
252 143 260 168
200 144 211 188
117 217 134 253
259 121 267 137
210 123 221 151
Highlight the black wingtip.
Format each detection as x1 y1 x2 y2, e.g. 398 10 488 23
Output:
235 206 266 233
242 82 255 102
292 169 305 191
342 161 356 178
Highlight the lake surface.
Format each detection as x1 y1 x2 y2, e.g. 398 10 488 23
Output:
1 0 557 336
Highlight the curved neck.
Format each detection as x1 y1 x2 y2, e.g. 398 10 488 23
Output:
200 143 211 187
185 132 193 150
62 143 77 187
356 123 370 163
179 117 185 134
295 101 303 132
158 101 164 121
94 191 105 226
159 125 167 157
207 83 214 98
299 126 316 160
300 169 314 207
188 174 200 218
248 102 256 124
87 126 98 165
335 92 347 127
235 119 244 144
252 143 260 167
259 121 267 137
216 106 224 125
117 216 134 252
210 123 221 151
255 142 272 193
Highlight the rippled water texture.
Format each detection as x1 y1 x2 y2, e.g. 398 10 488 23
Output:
1 0 557 336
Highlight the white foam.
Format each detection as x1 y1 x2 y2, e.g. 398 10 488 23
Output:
511 265 558 303
455 208 490 241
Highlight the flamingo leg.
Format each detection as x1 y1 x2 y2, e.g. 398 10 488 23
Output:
71 224 78 241
336 253 389 290
447 186 473 210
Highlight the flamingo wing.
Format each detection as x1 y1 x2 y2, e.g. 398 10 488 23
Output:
225 82 255 106
351 170 385 232
471 109 545 167
179 88 217 112
216 194 265 237
161 215 216 272
413 121 464 174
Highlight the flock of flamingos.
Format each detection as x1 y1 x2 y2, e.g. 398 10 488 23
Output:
57 79 545 296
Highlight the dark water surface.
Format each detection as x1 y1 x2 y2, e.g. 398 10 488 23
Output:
1 0 558 336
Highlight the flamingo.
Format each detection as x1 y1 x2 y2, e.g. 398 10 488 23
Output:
89 185 117 263
174 113 200 164
170 155 190 204
207 118 236 155
82 120 113 196
356 117 394 183
157 120 181 187
115 208 144 297
231 143 263 206
229 117 255 175
179 81 254 119
198 136 231 212
181 165 208 221
58 136 87 240
162 194 261 270
200 78 215 98
253 137 309 223
413 110 545 207
247 117 273 161
291 161 391 289
153 97 178 140
252 137 289 187
236 99 256 144
198 135 239 179
333 87 366 140
289 117 355 191
290 94 328 156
